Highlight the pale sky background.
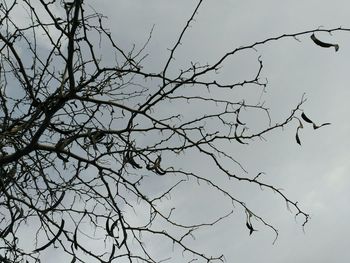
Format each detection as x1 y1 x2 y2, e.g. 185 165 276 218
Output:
8 0 350 262
89 1 350 262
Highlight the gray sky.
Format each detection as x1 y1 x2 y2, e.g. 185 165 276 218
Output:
93 1 350 262
11 0 350 262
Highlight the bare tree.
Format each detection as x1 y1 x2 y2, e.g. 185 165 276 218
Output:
0 0 347 262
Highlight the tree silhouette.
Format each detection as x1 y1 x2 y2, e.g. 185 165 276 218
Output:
0 0 348 262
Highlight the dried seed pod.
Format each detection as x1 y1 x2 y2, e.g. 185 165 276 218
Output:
311 33 339 52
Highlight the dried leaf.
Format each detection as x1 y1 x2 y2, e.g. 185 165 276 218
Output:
124 150 142 169
298 120 304 129
129 157 142 169
73 227 78 250
313 122 331 129
311 33 339 52
320 122 331 127
235 136 246 144
301 112 313 124
245 221 255 235
234 127 246 144
155 167 166 175
296 131 301 145
246 209 253 218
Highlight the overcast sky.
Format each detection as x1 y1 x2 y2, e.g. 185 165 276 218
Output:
85 1 350 262
11 0 350 262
